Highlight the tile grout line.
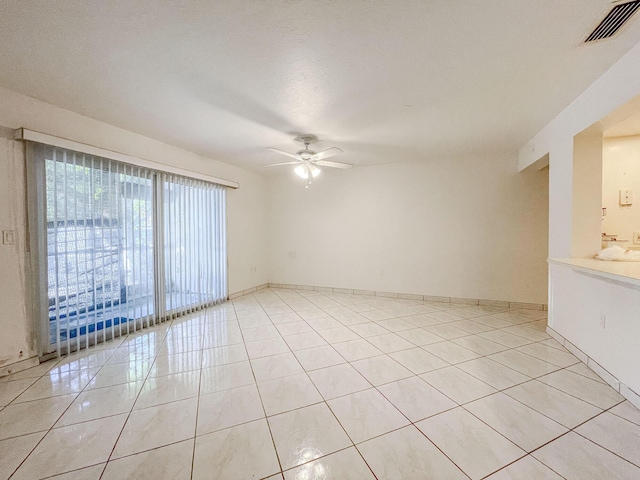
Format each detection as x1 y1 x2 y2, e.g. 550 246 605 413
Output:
233 295 285 479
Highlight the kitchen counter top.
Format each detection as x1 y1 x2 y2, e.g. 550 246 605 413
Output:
549 257 640 287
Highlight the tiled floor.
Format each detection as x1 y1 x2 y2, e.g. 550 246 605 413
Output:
1 287 639 479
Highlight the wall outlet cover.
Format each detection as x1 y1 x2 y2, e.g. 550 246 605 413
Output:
634 232 640 244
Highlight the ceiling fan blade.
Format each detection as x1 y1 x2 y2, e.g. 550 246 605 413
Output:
311 147 343 161
262 161 300 167
267 147 300 160
314 160 353 169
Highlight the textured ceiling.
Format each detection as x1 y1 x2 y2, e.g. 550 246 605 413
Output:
1 1 639 171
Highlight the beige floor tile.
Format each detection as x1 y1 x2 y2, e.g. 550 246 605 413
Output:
11 414 127 480
420 366 496 404
417 407 525 480
365 333 415 353
241 325 281 342
610 401 640 426
0 378 38 407
473 316 514 329
245 337 291 359
112 398 197 458
389 348 448 374
45 464 105 480
359 426 467 479
148 350 202 377
284 332 328 351
238 316 272 329
361 310 395 321
196 384 264 435
308 364 371 399
377 376 456 422
478 330 533 348
305 317 342 330
422 341 481 364
199 360 255 394
501 325 550 342
200 344 248 368
537 369 624 409
102 439 194 480
423 324 470 340
268 403 352 470
192 419 280 480
57 381 142 426
85 362 151 390
0 431 46 480
258 372 323 416
516 343 579 367
14 368 99 403
457 358 529 390
465 392 567 451
134 370 200 409
333 313 370 326
404 314 441 328
293 345 346 371
538 338 569 352
332 339 383 361
318 326 360 344
488 350 560 378
425 311 465 323
0 394 76 441
576 412 640 467
449 319 495 334
283 447 374 480
395 328 444 346
533 432 640 480
452 336 508 356
275 321 314 336
485 455 563 479
375 318 415 332
351 355 413 386
327 388 409 443
504 380 602 428
251 352 304 382
565 361 606 383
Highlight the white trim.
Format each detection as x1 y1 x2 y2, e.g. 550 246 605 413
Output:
14 128 239 189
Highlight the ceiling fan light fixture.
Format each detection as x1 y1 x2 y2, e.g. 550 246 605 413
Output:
309 164 321 177
294 164 308 179
294 163 321 180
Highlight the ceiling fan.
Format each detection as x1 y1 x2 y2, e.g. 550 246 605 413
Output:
263 136 353 186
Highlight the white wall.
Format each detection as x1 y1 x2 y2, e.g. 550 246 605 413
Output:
520 40 640 406
550 262 640 398
602 135 640 246
571 132 603 258
269 153 549 304
0 87 270 369
0 134 35 369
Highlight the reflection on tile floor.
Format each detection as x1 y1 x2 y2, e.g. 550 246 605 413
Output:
1 287 639 479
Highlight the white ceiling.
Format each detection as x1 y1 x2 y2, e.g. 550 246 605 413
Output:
1 1 639 172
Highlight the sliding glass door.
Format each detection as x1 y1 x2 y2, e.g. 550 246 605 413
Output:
32 144 227 356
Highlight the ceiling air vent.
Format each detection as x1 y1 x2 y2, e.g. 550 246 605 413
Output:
585 0 640 42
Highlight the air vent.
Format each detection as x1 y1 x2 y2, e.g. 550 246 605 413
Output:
585 0 640 42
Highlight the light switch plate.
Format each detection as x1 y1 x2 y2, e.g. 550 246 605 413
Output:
2 230 15 245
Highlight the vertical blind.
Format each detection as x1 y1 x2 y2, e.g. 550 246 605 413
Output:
160 173 227 319
35 144 227 356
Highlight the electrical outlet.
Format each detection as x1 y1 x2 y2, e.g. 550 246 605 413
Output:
599 313 606 329
634 232 640 244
